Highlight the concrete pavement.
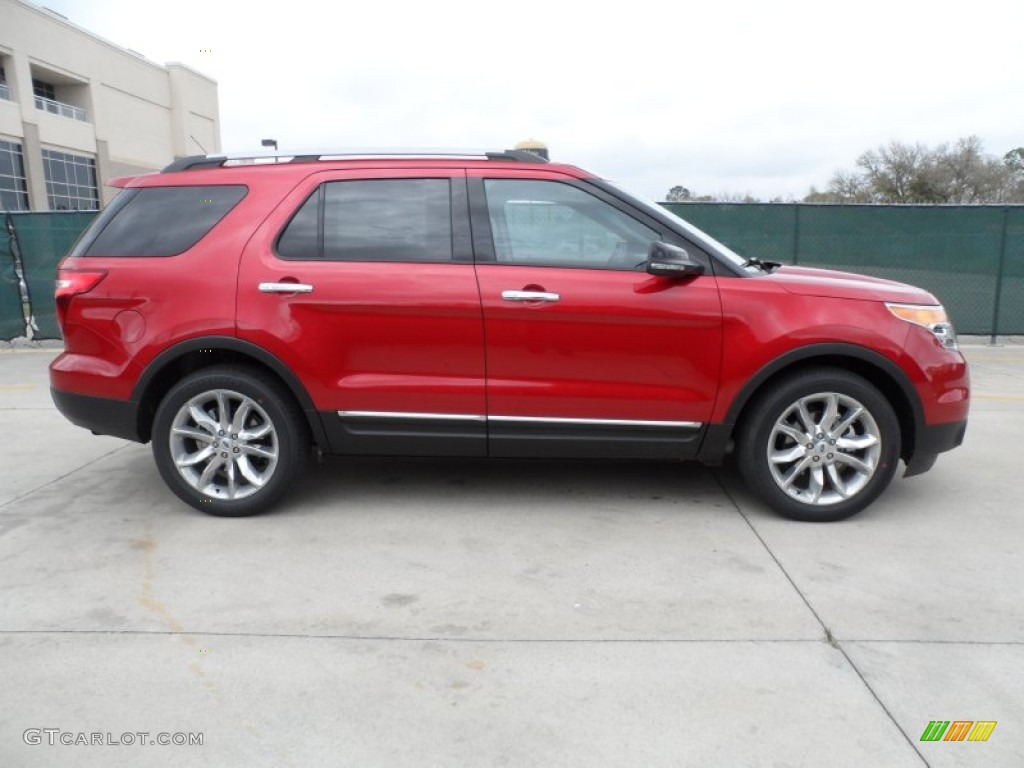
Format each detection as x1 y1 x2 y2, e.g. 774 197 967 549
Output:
1 345 1021 767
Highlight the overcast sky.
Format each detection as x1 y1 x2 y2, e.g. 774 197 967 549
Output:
43 0 1024 201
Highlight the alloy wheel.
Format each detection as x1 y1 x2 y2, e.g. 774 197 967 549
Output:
766 391 882 506
168 389 279 500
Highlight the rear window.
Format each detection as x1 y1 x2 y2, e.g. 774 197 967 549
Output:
74 185 247 257
276 179 452 262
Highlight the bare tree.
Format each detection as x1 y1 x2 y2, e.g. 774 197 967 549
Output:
828 170 873 202
931 137 1010 203
812 137 1024 204
855 142 933 203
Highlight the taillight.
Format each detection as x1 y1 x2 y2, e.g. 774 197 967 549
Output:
55 268 107 330
56 269 107 301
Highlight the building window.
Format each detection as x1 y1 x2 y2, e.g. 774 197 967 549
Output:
42 149 99 210
0 140 30 211
33 79 56 101
0 66 10 101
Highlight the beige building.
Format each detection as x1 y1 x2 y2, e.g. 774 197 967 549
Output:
0 0 220 210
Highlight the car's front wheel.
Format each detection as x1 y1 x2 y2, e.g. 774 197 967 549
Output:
737 368 901 522
151 366 309 516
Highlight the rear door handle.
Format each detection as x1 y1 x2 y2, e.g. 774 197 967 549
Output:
259 282 314 294
502 290 560 302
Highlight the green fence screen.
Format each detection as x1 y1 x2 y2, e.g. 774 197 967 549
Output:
664 203 1024 335
1 205 1022 340
8 212 96 340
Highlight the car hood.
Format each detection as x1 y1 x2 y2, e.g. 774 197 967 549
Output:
764 265 938 304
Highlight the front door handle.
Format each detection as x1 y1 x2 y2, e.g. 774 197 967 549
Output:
501 290 560 302
259 282 314 294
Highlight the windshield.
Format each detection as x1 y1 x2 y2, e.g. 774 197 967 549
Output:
600 181 752 269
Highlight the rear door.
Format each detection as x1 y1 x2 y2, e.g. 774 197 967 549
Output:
237 169 486 456
469 171 723 458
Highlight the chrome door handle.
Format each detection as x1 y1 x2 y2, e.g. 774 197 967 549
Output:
259 282 314 294
501 290 560 302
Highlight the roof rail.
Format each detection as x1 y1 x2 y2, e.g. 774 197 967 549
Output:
161 148 548 173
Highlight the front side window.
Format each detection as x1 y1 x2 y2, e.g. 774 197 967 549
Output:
483 179 659 270
78 185 247 257
277 178 452 262
0 139 29 211
42 149 99 210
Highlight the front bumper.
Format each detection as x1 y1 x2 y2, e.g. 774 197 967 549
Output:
904 419 968 477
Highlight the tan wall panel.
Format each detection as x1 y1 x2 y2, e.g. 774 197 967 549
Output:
185 113 218 156
0 101 23 137
95 85 173 168
35 109 96 153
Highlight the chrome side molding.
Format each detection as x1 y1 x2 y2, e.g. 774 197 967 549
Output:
337 411 701 429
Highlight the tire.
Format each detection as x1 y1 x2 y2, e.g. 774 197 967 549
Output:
736 368 901 522
151 365 309 516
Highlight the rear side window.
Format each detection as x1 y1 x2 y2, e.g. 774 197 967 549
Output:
75 185 247 257
276 178 452 262
276 187 320 260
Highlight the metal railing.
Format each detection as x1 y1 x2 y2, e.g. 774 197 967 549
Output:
0 83 11 101
34 94 87 122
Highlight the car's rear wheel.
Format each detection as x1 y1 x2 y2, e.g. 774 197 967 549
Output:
737 368 901 522
152 366 309 516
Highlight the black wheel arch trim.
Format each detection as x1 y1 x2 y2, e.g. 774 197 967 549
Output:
699 342 925 463
131 336 329 448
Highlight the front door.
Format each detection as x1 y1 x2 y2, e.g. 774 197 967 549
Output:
470 173 723 458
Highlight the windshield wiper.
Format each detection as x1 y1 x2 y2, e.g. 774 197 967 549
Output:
742 257 782 272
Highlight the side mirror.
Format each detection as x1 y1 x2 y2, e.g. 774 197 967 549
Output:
646 242 704 278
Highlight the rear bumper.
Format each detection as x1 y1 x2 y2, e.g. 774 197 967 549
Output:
51 388 143 443
904 419 967 477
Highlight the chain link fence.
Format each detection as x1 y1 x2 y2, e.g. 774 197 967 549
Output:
1 204 1022 340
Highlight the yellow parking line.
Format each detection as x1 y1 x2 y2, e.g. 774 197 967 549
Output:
973 394 1024 402
0 385 35 390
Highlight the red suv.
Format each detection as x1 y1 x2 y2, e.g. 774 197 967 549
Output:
50 149 969 521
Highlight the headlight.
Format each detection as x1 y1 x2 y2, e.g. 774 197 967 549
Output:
886 303 958 350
